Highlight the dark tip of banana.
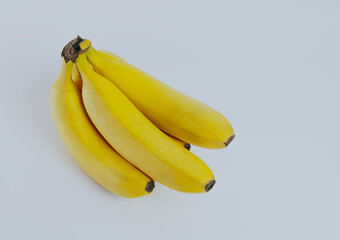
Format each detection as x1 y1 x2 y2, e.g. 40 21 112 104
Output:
184 143 191 151
224 135 235 147
145 181 155 193
205 180 216 192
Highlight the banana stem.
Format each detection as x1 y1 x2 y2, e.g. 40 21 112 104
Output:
61 36 91 62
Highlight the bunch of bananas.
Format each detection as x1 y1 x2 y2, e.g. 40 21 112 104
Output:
49 36 235 198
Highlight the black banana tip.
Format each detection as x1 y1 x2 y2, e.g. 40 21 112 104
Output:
205 180 216 192
184 143 191 151
145 181 155 193
224 135 235 147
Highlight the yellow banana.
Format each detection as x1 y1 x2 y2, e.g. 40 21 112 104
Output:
76 44 215 193
49 54 154 197
85 46 235 149
73 49 192 152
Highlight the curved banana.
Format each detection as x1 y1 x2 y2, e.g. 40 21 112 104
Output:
85 46 235 149
76 48 215 193
98 50 191 151
49 57 154 198
74 49 191 152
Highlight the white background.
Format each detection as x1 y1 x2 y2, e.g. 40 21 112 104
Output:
1 1 339 239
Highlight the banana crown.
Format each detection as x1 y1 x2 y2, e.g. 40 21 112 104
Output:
61 36 91 63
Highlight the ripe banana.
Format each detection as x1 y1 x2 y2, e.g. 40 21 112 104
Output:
49 57 154 198
73 49 192 151
85 46 235 149
75 46 215 193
